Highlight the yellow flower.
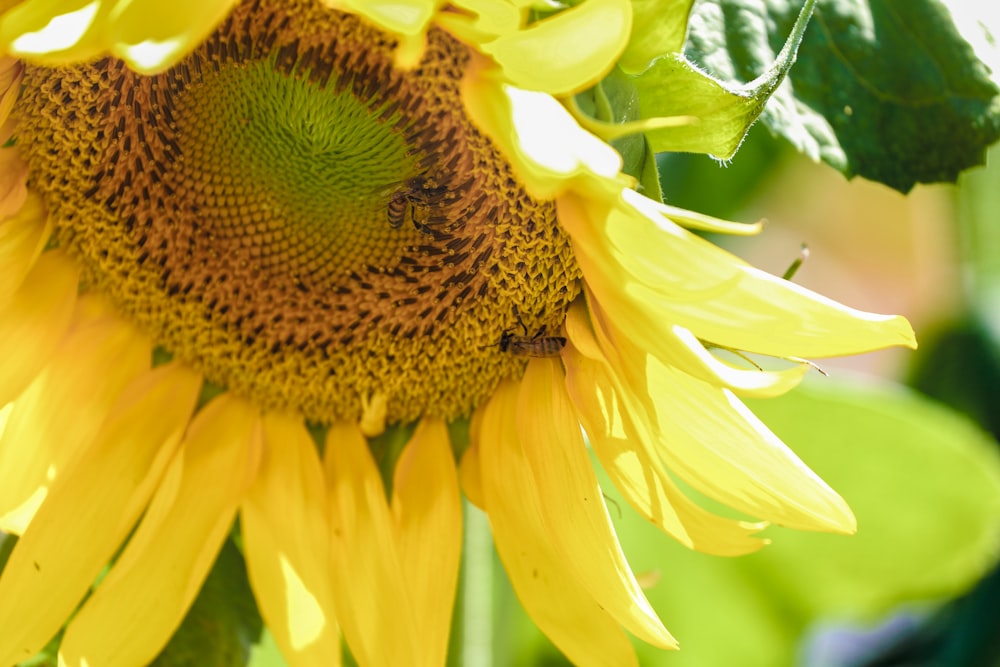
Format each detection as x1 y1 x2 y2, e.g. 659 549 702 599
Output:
0 1 915 666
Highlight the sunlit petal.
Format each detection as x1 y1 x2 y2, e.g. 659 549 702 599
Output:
461 74 621 199
481 0 631 95
558 188 916 359
242 412 341 667
638 356 855 533
563 338 768 556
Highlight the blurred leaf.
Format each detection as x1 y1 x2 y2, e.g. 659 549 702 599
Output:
603 377 1000 666
152 538 263 667
247 630 289 667
657 123 790 218
684 0 1000 192
909 316 1000 439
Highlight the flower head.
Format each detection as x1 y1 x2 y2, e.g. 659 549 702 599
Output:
0 1 915 666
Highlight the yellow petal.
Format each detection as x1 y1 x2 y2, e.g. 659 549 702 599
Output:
588 291 810 398
459 406 487 509
559 188 916 359
391 418 462 667
0 191 51 309
332 0 440 36
59 393 262 667
0 297 151 533
0 0 109 64
0 0 237 72
516 358 676 649
569 287 857 534
0 144 28 220
324 422 420 667
241 412 341 667
562 339 768 556
477 378 642 667
438 0 521 44
0 362 201 667
461 74 620 200
0 57 21 130
482 0 631 95
641 355 855 533
108 0 239 73
0 250 78 407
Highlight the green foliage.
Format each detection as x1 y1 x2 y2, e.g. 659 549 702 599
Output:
683 0 1000 192
152 538 263 667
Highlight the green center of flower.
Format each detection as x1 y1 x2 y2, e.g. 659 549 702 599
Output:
15 0 582 424
177 59 417 276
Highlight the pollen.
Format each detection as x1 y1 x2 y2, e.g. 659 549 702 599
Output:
14 0 581 423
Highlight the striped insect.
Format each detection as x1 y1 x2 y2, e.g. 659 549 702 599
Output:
482 306 567 357
386 176 448 231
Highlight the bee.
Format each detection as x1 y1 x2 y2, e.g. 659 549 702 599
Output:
482 306 567 357
386 177 448 231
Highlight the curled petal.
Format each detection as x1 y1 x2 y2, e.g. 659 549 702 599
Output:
477 378 644 667
326 0 441 67
481 0 631 95
462 76 620 200
558 187 916 359
562 333 769 556
438 0 521 44
0 0 238 73
516 358 676 649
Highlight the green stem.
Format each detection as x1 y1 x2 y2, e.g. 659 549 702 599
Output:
451 503 494 667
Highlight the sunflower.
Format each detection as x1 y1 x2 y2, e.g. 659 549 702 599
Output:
0 1 915 666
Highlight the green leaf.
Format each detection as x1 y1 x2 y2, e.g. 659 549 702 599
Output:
683 0 1000 192
152 538 263 667
626 0 818 158
606 378 1000 666
576 67 667 199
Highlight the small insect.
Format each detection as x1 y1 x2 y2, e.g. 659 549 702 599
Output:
482 306 567 357
386 176 448 231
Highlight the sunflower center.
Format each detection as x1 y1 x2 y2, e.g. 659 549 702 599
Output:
15 0 581 423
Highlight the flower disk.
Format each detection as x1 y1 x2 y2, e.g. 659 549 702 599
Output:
15 0 581 424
